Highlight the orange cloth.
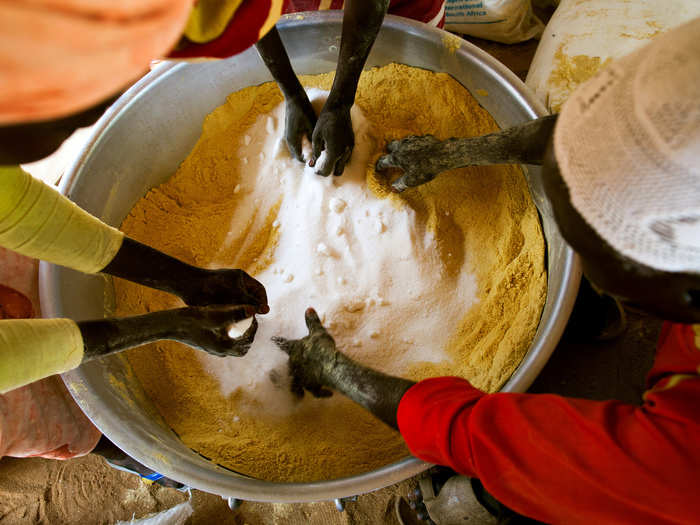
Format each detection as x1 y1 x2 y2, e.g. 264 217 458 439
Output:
0 0 192 124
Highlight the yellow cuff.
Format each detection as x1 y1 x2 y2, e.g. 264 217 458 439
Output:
0 319 84 394
184 0 245 43
0 166 124 274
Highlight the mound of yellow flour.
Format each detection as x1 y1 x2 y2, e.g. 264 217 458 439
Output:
115 63 546 482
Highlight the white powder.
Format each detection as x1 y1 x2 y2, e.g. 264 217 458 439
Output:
329 197 347 213
197 89 478 414
227 316 254 339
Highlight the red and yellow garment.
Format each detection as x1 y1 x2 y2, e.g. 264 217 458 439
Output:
171 0 445 59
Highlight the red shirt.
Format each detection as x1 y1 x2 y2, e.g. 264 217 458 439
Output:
397 323 700 525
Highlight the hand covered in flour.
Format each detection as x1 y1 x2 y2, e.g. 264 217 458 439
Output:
375 135 447 192
272 308 336 398
182 268 269 314
309 105 354 176
284 95 317 162
171 305 258 357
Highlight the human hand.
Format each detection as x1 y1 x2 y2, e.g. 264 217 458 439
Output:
182 268 269 314
309 105 354 176
272 308 336 398
284 95 317 162
174 304 258 357
375 135 447 192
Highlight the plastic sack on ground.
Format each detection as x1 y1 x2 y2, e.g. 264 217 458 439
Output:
444 0 544 44
116 501 193 525
525 0 700 112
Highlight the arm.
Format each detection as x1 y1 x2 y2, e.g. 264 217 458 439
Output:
376 115 558 192
0 304 255 394
310 0 390 176
398 323 700 524
273 308 414 429
0 166 268 312
256 27 316 162
276 311 700 523
103 238 268 311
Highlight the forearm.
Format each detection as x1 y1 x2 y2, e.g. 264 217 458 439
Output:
436 115 559 171
326 0 389 109
78 309 182 362
324 351 415 430
0 314 178 393
256 27 307 103
101 237 203 303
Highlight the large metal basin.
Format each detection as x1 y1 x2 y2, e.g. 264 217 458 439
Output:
39 12 580 502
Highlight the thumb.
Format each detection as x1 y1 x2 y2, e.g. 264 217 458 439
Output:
309 133 324 167
304 307 324 334
222 304 256 323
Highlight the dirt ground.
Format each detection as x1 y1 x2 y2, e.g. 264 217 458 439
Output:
0 452 416 524
3 11 665 525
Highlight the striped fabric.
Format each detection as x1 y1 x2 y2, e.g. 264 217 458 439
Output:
170 0 445 59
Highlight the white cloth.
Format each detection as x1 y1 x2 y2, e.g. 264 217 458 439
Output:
554 17 700 274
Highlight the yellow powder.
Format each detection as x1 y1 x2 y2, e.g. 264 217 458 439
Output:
116 63 546 482
547 45 612 112
442 33 463 54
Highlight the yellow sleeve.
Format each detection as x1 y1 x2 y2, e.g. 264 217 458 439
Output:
0 319 84 394
0 166 124 274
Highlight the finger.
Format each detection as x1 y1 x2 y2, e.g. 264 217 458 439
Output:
290 374 304 398
225 304 257 322
309 385 333 398
246 282 269 314
333 147 352 176
309 133 325 167
272 336 293 355
391 174 410 193
314 147 336 177
391 170 437 193
208 335 251 358
226 340 252 357
269 369 283 387
304 308 324 334
287 136 304 162
375 154 398 172
386 139 403 153
235 271 269 313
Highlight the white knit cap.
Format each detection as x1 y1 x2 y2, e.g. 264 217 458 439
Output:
554 17 700 274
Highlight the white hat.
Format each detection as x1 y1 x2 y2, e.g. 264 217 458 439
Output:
554 17 700 274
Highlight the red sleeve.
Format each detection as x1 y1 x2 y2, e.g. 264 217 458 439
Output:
397 323 700 525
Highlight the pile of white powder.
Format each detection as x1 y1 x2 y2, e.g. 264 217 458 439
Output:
198 90 478 414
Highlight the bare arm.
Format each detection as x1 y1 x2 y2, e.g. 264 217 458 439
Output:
103 237 268 313
256 27 316 162
79 304 257 361
273 308 414 429
309 0 390 176
376 115 558 191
